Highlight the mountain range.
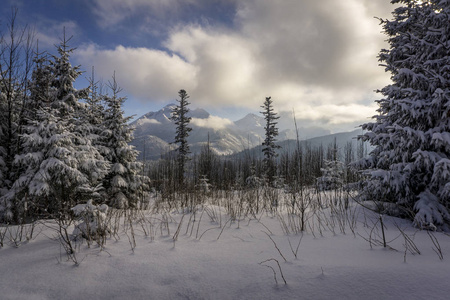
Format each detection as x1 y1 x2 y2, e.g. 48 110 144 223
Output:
130 104 363 160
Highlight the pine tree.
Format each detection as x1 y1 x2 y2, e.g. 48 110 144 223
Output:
2 33 109 220
260 96 281 184
81 67 109 160
317 160 344 191
0 44 52 221
171 89 192 186
318 139 344 191
356 0 450 229
27 44 52 118
84 67 105 131
49 33 109 211
101 75 149 208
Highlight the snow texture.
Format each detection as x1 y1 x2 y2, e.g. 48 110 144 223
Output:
0 203 449 300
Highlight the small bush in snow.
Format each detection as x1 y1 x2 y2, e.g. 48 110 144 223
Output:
72 200 109 242
317 160 344 191
197 175 211 194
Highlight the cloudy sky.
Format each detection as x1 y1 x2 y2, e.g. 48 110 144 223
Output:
3 0 396 133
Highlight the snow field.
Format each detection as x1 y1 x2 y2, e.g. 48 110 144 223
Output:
1 194 450 300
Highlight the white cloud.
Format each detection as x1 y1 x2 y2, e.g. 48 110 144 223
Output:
76 0 395 131
136 118 161 126
75 44 198 102
294 103 378 124
191 116 234 130
165 26 261 106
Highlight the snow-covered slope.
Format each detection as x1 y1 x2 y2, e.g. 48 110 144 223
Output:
228 129 365 161
131 105 350 160
234 113 265 134
130 105 257 158
130 105 262 159
1 201 449 299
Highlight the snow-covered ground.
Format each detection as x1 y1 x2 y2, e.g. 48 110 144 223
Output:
1 201 449 300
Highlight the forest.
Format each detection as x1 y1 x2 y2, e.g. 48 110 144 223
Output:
0 1 449 298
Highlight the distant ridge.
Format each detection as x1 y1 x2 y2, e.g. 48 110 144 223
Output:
228 129 364 161
130 105 361 160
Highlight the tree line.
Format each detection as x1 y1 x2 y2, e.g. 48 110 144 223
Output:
0 10 149 224
1 0 450 231
150 0 450 230
148 89 364 196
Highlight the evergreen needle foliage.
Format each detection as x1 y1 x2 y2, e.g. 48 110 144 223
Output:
171 89 192 186
356 0 450 230
261 96 281 184
0 25 149 222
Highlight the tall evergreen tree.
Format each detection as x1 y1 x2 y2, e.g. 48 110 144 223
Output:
27 44 52 118
260 96 281 184
80 67 108 161
0 44 52 221
356 0 450 229
1 33 109 220
101 75 149 208
50 33 109 212
84 67 105 130
171 89 192 186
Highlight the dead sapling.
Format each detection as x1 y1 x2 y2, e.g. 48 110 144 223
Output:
259 258 287 285
263 231 287 262
288 233 303 260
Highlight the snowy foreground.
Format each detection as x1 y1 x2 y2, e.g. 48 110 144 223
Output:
1 201 450 300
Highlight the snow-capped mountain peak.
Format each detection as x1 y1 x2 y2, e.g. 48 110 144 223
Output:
134 103 175 126
235 113 265 129
130 104 351 160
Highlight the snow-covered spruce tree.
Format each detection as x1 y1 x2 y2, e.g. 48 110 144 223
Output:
171 89 192 186
2 33 109 220
47 33 109 214
27 45 52 120
260 96 281 184
317 160 344 191
84 67 105 137
318 138 344 191
0 45 53 221
356 0 450 230
80 67 109 164
101 75 149 209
